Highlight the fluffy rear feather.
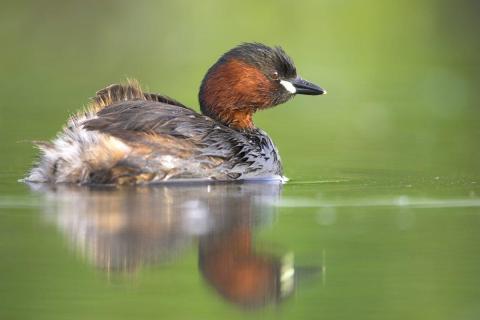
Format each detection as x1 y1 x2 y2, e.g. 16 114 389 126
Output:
25 80 282 185
26 80 190 184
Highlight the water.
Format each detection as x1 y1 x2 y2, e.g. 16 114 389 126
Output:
1 175 479 319
1 1 480 319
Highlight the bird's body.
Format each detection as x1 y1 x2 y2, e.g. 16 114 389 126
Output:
26 43 324 185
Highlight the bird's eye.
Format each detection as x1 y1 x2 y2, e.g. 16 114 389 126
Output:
271 71 279 81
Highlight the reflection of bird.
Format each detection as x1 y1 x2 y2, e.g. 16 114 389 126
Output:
31 182 283 274
26 43 325 184
30 181 308 309
200 226 295 309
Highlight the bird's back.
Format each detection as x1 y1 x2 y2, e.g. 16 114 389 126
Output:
26 82 282 184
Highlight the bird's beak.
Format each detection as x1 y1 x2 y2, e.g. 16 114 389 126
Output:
290 77 326 95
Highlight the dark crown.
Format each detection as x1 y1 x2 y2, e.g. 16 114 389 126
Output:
220 42 297 79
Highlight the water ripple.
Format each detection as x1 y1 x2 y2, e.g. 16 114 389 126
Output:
274 196 480 209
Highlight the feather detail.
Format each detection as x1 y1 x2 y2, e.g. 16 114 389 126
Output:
25 79 282 185
89 79 189 112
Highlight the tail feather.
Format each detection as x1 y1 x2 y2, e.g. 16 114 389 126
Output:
90 80 145 111
26 79 191 184
90 79 188 112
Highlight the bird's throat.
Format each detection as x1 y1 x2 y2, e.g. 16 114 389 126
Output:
209 107 254 130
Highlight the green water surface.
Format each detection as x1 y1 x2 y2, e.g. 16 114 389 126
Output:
1 1 479 319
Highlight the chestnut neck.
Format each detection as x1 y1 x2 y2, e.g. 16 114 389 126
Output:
199 59 274 131
216 108 255 130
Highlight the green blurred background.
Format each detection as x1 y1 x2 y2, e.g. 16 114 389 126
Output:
1 1 479 319
1 0 479 179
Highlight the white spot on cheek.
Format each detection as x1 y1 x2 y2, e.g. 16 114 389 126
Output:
280 80 296 94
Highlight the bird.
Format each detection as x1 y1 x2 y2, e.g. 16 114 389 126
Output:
25 42 326 185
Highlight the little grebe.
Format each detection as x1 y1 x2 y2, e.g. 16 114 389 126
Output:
26 43 325 184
